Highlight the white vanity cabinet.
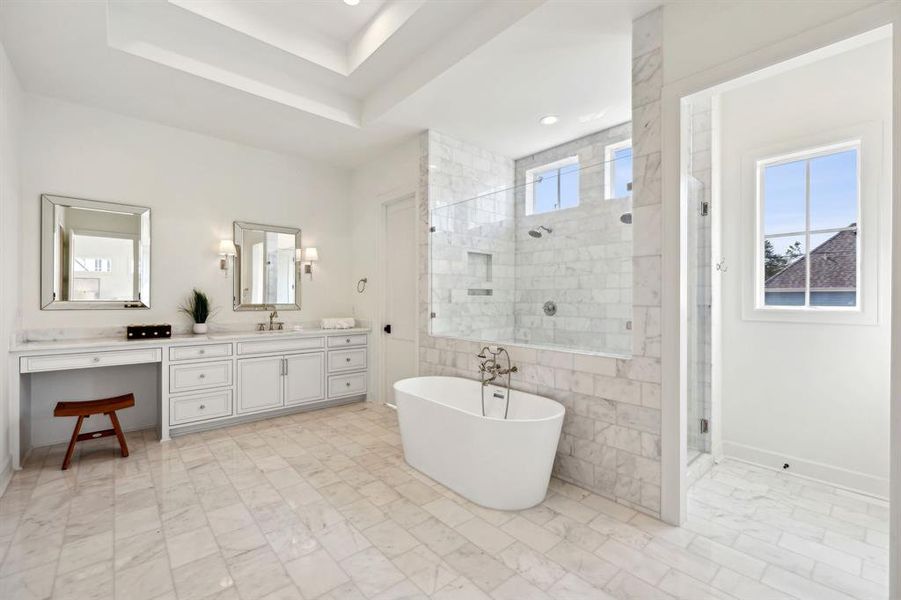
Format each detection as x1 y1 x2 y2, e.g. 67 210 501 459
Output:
326 334 368 399
236 351 325 414
285 353 325 406
236 355 284 414
11 328 369 465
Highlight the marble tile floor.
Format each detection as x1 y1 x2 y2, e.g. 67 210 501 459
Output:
0 401 889 599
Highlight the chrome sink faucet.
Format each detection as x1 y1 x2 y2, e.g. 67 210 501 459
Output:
256 305 285 331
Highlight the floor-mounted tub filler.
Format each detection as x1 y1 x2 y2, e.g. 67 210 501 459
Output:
394 376 565 510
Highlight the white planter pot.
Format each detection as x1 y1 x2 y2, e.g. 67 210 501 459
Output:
193 323 208 334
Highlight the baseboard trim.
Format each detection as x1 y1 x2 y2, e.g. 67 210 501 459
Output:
0 456 12 496
722 440 888 500
169 395 366 437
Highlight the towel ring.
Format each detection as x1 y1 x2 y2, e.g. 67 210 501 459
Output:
357 278 368 293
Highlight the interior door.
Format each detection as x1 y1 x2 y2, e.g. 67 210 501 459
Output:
382 196 418 405
284 352 324 406
237 356 283 414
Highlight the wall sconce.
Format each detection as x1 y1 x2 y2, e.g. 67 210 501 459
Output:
219 239 236 277
303 247 318 280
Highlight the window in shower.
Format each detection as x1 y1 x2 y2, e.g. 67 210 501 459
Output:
605 138 633 200
525 156 580 215
758 143 859 309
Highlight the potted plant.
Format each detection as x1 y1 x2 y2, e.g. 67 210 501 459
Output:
181 289 213 334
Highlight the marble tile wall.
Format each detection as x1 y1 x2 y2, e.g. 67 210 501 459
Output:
427 131 516 342
513 125 633 355
417 8 664 516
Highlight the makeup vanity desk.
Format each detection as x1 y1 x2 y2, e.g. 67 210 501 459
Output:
9 327 370 469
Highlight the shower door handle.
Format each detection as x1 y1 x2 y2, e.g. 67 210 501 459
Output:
383 324 392 334
715 258 728 273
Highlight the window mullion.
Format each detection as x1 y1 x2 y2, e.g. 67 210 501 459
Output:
556 168 561 209
804 159 811 307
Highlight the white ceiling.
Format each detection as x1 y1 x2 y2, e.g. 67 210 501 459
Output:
384 0 655 159
189 0 390 44
0 0 657 167
167 0 417 78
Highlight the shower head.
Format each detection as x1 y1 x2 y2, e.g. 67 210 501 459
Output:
528 225 553 238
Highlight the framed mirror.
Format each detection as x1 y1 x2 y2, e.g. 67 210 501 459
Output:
41 194 151 310
233 221 301 311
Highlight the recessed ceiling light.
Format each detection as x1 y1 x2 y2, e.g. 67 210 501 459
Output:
344 0 360 6
539 115 558 126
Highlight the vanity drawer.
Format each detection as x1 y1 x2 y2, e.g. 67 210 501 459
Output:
328 348 367 373
169 343 232 362
327 334 368 348
169 360 233 393
170 389 233 426
21 348 162 373
237 337 324 356
328 372 367 398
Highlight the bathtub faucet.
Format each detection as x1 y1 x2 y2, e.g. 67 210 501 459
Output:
477 346 518 383
477 347 518 418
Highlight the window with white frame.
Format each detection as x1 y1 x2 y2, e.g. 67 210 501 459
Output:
758 142 859 309
605 138 632 200
525 156 579 215
73 257 112 273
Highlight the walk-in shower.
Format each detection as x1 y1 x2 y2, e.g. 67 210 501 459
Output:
427 125 634 356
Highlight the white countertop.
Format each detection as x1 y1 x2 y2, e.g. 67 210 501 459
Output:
11 327 371 354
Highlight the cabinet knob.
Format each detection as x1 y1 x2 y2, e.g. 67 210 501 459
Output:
346 339 351 343
199 404 206 410
346 382 351 387
346 357 351 362
199 374 206 379
92 357 100 363
199 349 205 355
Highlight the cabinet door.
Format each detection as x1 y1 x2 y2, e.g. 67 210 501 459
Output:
237 356 283 414
284 352 324 406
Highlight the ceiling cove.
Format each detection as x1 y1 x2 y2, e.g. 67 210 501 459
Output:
106 0 543 129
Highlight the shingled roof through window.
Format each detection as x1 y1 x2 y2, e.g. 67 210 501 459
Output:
765 226 857 291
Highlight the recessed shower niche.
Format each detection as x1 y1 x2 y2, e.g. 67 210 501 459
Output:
466 251 494 296
427 126 634 357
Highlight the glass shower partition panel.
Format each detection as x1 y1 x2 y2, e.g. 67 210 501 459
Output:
428 159 633 357
685 96 714 462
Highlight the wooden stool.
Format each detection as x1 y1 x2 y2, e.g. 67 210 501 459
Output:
53 393 135 470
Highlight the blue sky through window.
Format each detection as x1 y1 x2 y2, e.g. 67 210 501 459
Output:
612 147 632 198
763 148 858 236
559 163 579 209
531 161 580 214
762 146 859 308
533 168 559 214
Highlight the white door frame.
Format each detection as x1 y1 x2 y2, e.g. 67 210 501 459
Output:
659 2 900 595
378 193 419 406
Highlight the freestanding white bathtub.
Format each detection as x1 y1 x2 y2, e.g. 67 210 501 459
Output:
394 376 565 510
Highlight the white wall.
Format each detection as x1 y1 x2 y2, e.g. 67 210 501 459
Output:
661 0 881 86
20 95 354 334
29 364 159 447
719 38 892 495
349 136 420 399
0 41 23 490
